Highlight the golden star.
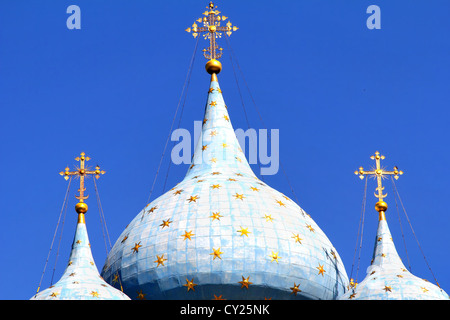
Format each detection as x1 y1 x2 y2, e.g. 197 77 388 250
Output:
290 283 301 295
76 240 82 244
263 214 274 222
210 247 224 260
173 189 183 195
269 251 281 263
235 173 243 176
196 179 204 183
216 87 222 93
160 219 172 229
187 195 199 203
190 164 195 169
292 233 303 244
91 291 99 298
203 118 208 124
349 292 356 299
384 285 392 292
211 184 221 189
306 224 315 232
397 274 403 278
213 294 225 300
137 290 146 300
212 171 221 175
330 249 337 259
202 145 208 151
282 195 290 201
183 278 197 292
210 101 217 107
148 206 158 213
50 292 59 298
182 230 195 241
210 130 218 137
154 254 168 267
121 235 128 243
112 273 119 284
208 88 214 93
317 264 326 276
210 157 217 163
237 226 250 237
68 261 73 266
250 187 260 192
421 287 429 293
238 276 252 289
235 156 242 162
69 272 76 277
276 200 286 207
222 143 228 148
381 253 386 257
234 193 245 201
228 178 237 182
132 242 142 253
223 115 229 121
210 212 223 221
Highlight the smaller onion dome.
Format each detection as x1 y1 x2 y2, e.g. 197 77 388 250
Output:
339 217 449 300
339 151 449 300
31 213 130 300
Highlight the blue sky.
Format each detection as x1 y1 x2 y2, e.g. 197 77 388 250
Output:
1 0 449 299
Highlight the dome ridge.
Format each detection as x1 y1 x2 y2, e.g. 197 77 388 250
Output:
185 74 256 181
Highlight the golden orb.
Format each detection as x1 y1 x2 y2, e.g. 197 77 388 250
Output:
375 201 388 212
209 25 216 33
75 202 88 214
205 59 222 74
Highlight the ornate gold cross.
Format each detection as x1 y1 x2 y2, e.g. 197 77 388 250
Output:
59 152 105 214
186 1 238 61
355 151 403 220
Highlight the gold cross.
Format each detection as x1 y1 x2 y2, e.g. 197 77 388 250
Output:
355 151 403 220
185 1 238 61
59 152 105 215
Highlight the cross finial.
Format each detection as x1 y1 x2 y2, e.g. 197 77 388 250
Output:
354 151 403 220
59 152 105 215
185 2 239 74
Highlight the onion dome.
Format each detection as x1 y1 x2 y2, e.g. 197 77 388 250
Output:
31 214 130 300
30 153 130 300
339 152 449 300
101 72 349 300
101 2 349 297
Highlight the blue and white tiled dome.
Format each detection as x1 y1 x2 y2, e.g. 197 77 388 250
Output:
31 214 130 300
101 73 349 300
339 215 449 300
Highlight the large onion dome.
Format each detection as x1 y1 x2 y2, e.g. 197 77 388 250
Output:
101 72 349 300
339 214 449 300
31 213 130 300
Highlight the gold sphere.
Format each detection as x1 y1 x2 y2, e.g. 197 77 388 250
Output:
205 59 222 74
209 25 216 33
75 202 88 214
375 201 388 212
